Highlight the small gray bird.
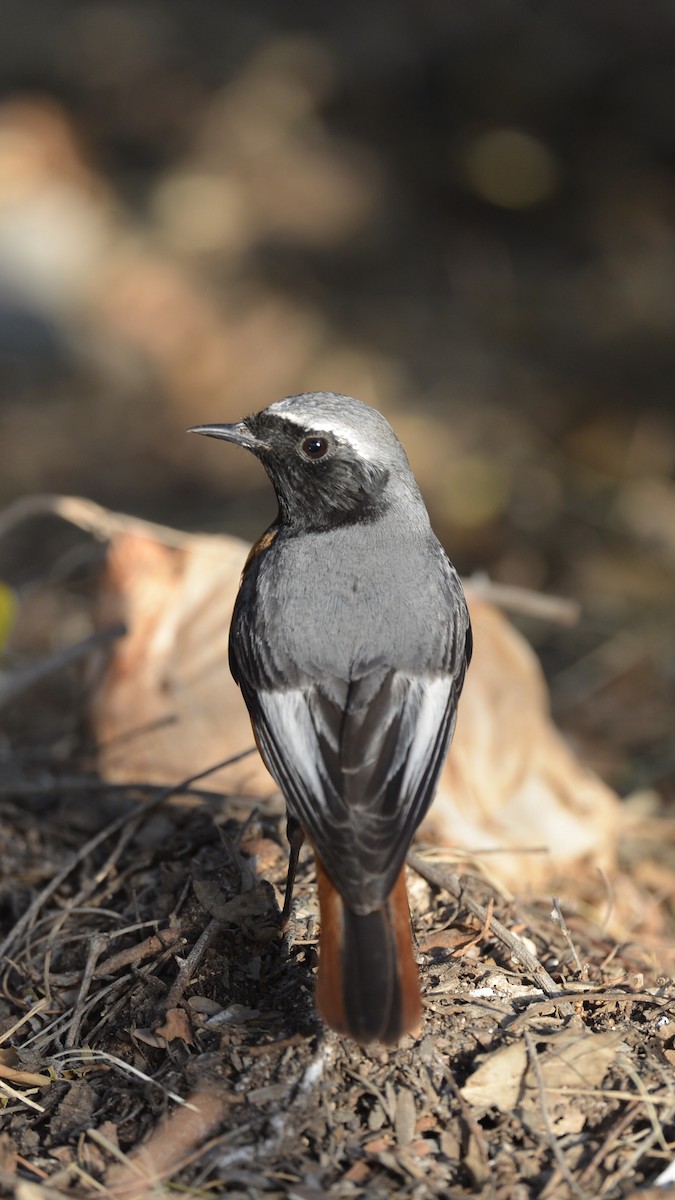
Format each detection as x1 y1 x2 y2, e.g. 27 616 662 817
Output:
189 392 471 1043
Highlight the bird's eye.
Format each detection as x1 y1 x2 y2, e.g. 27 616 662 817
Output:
302 436 329 459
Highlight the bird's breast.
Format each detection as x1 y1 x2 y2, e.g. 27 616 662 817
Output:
237 522 455 683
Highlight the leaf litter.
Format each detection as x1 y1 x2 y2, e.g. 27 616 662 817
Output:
0 771 673 1198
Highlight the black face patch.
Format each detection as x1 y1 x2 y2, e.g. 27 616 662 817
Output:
246 411 391 532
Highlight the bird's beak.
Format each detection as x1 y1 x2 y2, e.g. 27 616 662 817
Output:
187 422 262 451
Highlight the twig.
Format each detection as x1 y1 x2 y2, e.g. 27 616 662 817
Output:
524 1030 588 1200
0 624 126 709
545 1087 674 1107
551 897 584 973
164 918 222 1012
465 574 581 625
86 1127 147 1177
0 998 47 1047
84 962 175 1047
577 1101 641 1187
344 1068 395 1122
65 933 108 1048
599 1104 675 1196
0 1079 45 1112
0 492 202 547
0 776 253 802
618 1053 671 1155
47 976 131 1054
40 922 180 986
407 852 573 1011
0 814 132 965
41 815 157 1000
439 1060 494 1193
508 987 670 1030
95 929 184 978
216 819 258 895
68 1161 111 1195
51 1049 195 1109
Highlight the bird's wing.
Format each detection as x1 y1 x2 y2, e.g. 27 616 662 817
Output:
242 667 460 912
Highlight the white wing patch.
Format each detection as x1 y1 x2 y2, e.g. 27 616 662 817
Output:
400 675 454 797
256 688 325 796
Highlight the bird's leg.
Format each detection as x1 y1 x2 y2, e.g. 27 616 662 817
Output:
281 813 305 926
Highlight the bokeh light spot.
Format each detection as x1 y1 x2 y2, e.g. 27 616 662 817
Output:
461 128 561 210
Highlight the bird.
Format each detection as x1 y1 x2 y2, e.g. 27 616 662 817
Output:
189 392 472 1044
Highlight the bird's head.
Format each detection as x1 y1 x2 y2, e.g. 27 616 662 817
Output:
189 391 421 533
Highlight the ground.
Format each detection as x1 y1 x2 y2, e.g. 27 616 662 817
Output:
0 754 673 1198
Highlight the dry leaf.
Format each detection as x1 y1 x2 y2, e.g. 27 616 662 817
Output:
429 588 619 886
49 1079 95 1139
0 1048 52 1088
460 1026 625 1134
155 1008 194 1046
417 928 481 954
460 1041 527 1113
520 1027 626 1136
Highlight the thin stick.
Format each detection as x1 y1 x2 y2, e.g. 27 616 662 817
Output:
0 1079 45 1112
577 1101 641 1187
552 897 584 973
0 492 203 546
407 851 573 1010
466 574 581 625
508 987 670 1030
0 997 47 1046
94 929 183 978
84 963 174 1048
524 1030 588 1200
68 1161 110 1195
439 1061 494 1191
65 933 107 1049
86 1127 147 1176
41 812 163 1000
0 624 126 708
164 918 222 1012
52 1049 196 1109
599 1106 675 1196
618 1053 671 1154
546 1087 674 1106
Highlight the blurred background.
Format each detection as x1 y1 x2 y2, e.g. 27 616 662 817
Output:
0 0 673 800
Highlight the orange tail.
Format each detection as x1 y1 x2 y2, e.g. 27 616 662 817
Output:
315 860 422 1044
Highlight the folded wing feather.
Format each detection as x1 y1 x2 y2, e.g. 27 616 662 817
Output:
249 670 457 912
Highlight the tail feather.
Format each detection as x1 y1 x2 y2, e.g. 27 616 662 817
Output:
315 861 422 1044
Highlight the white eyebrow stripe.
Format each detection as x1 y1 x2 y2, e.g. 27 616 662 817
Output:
269 407 375 459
